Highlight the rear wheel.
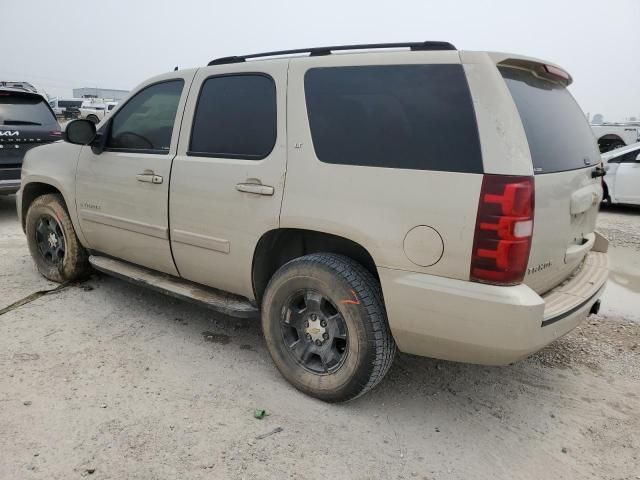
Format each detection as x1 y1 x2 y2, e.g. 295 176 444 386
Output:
87 114 99 124
25 194 90 283
599 139 625 153
261 253 395 402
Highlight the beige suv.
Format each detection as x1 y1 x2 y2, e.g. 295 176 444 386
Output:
17 42 609 402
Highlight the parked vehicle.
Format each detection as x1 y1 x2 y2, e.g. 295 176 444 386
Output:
601 142 640 205
79 99 118 124
17 42 609 401
49 98 84 119
592 123 640 153
0 81 48 98
0 87 61 195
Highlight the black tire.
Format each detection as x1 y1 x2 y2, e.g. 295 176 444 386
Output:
25 193 91 283
261 253 395 402
599 139 625 153
87 115 99 124
602 180 611 203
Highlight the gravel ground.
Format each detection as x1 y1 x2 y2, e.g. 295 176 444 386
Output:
597 204 640 250
1 196 639 480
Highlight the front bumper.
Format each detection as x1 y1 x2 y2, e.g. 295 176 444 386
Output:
380 250 609 365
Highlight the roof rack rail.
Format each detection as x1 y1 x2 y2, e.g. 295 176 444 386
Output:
207 41 456 66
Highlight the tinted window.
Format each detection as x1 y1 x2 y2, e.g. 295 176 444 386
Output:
612 149 640 164
0 93 57 126
58 100 83 108
304 65 482 173
107 80 183 153
189 75 277 159
500 67 598 174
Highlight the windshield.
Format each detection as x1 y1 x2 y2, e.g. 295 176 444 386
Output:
0 93 57 126
499 66 599 174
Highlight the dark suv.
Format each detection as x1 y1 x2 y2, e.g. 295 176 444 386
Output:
0 88 62 195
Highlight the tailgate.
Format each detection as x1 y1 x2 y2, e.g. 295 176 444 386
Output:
498 62 603 294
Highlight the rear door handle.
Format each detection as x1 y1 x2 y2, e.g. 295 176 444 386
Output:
235 183 274 196
136 173 163 184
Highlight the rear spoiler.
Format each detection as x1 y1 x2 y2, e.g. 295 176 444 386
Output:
486 52 573 87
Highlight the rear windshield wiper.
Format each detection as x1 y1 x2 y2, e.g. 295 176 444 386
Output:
2 120 42 126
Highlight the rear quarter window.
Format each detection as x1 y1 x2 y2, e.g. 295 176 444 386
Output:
499 66 599 174
304 64 483 173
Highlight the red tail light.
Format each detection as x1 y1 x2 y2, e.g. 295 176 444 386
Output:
470 175 534 285
544 64 570 82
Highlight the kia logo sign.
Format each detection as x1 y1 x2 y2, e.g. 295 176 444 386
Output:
0 130 19 136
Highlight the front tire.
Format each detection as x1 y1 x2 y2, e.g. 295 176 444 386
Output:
262 253 395 402
25 194 90 283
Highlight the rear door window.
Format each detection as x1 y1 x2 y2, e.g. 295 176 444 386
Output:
189 74 277 160
499 66 598 174
0 93 57 126
304 64 483 173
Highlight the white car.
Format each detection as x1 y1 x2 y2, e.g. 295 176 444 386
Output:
602 142 640 205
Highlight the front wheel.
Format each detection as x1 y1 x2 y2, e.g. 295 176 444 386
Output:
261 253 395 402
25 194 91 283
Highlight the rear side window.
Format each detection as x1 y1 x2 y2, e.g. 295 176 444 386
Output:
499 67 598 174
189 74 277 159
0 93 57 126
304 65 482 173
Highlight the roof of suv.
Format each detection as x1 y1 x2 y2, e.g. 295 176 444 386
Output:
207 41 457 66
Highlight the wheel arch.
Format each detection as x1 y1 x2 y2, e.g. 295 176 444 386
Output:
597 134 626 153
252 228 379 304
20 182 65 231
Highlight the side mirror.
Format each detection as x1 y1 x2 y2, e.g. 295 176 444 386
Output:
63 119 96 145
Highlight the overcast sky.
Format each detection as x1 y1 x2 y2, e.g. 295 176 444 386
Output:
1 0 638 121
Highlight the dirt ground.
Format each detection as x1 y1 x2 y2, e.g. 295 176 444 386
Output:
1 195 639 480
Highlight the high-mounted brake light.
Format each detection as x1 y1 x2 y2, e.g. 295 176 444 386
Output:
544 64 570 82
470 175 534 285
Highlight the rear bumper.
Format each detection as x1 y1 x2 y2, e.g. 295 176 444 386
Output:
380 250 609 365
0 179 20 195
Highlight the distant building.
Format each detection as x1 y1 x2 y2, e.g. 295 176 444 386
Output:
73 87 128 100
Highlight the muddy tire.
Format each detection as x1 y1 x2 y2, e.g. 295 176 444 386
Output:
87 115 100 124
262 253 395 402
25 194 91 283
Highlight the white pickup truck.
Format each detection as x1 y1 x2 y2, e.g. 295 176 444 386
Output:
79 99 118 124
591 122 640 153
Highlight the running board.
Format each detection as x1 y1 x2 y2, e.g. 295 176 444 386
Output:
88 255 259 318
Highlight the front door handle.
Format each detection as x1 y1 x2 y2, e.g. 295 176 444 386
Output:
235 183 274 196
136 172 163 184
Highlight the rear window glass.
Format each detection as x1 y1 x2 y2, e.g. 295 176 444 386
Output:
304 65 482 173
0 94 57 126
499 67 598 174
189 74 277 160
